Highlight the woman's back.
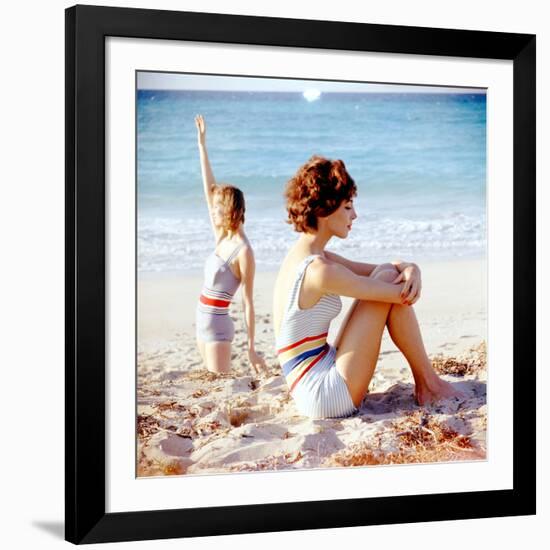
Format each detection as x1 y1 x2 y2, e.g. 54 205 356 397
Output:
273 250 330 338
273 253 301 339
274 253 342 393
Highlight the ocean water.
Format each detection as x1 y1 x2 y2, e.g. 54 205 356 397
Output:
137 90 486 273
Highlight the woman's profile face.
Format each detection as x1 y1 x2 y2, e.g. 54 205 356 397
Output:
324 199 357 238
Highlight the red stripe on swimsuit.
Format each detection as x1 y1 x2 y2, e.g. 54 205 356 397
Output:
199 294 231 308
288 345 330 392
277 332 329 355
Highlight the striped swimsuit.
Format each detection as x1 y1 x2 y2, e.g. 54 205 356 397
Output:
276 254 357 419
195 242 244 342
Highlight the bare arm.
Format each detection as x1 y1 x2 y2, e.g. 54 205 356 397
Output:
391 259 422 304
239 247 266 373
314 258 409 304
391 259 419 273
195 115 219 238
324 250 378 277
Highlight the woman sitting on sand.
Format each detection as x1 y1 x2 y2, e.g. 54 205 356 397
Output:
194 114 266 374
273 155 464 418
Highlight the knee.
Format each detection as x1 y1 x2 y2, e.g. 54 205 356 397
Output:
371 263 399 282
375 262 399 273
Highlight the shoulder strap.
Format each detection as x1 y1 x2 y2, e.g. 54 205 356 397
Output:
224 242 244 265
285 254 321 314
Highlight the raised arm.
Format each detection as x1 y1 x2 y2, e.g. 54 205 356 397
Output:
313 258 414 305
195 114 219 237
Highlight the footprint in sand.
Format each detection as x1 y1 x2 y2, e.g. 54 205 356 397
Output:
158 433 194 457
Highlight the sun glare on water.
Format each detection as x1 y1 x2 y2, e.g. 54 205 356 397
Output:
303 89 321 102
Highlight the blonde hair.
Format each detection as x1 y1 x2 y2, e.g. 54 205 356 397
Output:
212 184 245 232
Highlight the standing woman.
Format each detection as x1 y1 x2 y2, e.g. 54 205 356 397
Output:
194 114 266 374
273 155 464 419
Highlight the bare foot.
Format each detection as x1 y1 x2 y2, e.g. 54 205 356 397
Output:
415 377 466 406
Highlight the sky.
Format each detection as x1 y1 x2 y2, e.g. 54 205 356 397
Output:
137 71 486 94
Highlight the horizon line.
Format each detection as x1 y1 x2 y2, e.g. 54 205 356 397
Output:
138 87 486 94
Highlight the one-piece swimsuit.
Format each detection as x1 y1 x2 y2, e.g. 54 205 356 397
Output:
275 254 357 418
196 242 244 342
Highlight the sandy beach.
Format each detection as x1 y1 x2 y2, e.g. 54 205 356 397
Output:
137 258 487 476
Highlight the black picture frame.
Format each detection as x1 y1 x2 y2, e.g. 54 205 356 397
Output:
65 4 536 544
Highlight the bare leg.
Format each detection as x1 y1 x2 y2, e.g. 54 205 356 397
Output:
334 266 396 407
386 303 465 405
333 263 464 408
196 338 232 373
196 337 206 363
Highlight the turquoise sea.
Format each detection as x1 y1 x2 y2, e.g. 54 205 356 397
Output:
137 89 486 273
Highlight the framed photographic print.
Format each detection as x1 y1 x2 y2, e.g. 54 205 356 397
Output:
65 4 536 544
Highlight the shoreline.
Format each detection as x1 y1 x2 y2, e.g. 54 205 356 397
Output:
137 252 487 279
138 256 487 352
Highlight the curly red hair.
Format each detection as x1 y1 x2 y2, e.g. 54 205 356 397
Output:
284 155 357 232
212 184 245 232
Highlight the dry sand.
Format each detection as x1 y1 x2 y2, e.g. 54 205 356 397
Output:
137 258 487 476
